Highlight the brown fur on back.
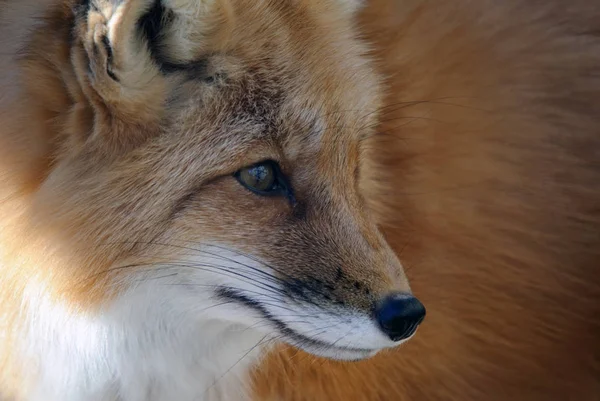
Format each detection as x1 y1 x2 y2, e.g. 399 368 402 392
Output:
253 0 600 400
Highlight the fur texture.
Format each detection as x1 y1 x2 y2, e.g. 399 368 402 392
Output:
1 0 417 400
1 0 599 400
253 0 600 400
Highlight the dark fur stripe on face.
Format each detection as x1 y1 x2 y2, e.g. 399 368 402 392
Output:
215 287 374 353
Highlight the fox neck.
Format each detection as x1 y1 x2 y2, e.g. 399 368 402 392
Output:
20 278 269 401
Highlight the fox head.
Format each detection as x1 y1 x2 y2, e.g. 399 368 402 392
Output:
17 0 425 362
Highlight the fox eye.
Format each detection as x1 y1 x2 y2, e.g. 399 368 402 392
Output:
235 161 286 196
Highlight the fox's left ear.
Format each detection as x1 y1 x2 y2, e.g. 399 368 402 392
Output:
68 0 231 149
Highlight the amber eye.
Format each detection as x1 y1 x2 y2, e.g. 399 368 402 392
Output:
235 161 286 196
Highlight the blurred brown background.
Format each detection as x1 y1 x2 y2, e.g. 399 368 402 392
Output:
253 0 600 400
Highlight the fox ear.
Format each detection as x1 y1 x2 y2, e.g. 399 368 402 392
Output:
70 0 167 145
69 0 229 147
159 0 234 64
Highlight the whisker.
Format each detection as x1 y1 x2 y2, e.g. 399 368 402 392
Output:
195 301 235 314
162 282 286 307
131 272 179 282
203 333 277 396
92 241 294 295
198 243 335 304
91 240 335 312
328 325 356 349
91 259 290 301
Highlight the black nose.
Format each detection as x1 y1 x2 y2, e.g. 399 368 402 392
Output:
375 293 426 342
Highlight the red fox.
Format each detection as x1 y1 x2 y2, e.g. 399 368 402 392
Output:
0 0 423 400
1 0 599 401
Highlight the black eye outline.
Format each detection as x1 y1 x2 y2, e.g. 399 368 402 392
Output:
234 160 294 200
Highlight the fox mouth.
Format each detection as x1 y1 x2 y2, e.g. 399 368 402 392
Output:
285 335 379 361
216 288 380 361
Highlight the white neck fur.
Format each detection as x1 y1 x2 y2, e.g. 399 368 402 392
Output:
20 279 269 401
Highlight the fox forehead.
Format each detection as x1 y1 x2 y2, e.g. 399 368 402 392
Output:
149 0 382 167
162 50 380 176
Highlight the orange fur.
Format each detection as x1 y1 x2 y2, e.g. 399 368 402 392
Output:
253 1 600 400
1 0 599 400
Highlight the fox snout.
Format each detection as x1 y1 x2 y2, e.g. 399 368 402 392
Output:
274 262 427 354
208 192 428 359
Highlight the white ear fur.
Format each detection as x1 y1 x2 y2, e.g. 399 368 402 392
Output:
160 0 221 63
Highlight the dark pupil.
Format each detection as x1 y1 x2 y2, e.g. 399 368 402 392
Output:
249 166 268 184
241 164 275 191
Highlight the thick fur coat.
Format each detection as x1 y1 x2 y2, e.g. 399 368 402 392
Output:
1 0 599 401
